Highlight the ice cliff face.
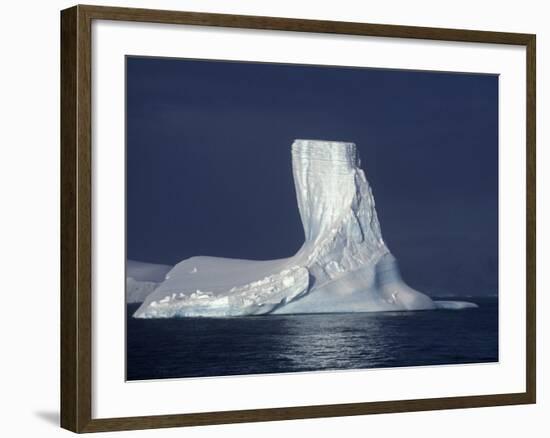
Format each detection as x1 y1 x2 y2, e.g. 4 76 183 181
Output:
133 140 460 318
291 140 388 287
278 140 435 314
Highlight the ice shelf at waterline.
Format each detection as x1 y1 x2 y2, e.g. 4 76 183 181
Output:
133 140 476 318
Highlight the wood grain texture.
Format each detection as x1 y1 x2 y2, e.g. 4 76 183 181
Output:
80 393 534 433
79 4 534 44
60 4 536 433
60 5 78 432
61 5 93 432
525 35 536 404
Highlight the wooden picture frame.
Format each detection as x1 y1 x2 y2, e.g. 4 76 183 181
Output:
61 4 536 433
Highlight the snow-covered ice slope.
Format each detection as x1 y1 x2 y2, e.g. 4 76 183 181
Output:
133 140 475 318
126 260 172 303
133 257 309 317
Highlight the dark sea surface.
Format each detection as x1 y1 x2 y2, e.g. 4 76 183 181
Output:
126 297 498 380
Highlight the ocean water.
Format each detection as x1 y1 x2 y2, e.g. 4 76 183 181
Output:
126 297 498 380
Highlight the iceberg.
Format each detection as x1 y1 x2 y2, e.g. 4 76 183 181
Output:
133 140 475 318
126 260 172 303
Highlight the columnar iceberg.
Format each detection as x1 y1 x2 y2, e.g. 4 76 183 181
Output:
133 140 474 318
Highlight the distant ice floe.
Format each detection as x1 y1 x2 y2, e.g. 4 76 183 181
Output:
434 301 478 310
133 140 476 318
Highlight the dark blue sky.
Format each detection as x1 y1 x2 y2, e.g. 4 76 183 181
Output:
126 57 498 296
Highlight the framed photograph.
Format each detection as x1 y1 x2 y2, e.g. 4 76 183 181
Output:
60 4 536 433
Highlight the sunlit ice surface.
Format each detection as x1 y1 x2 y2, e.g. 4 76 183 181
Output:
133 140 475 318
